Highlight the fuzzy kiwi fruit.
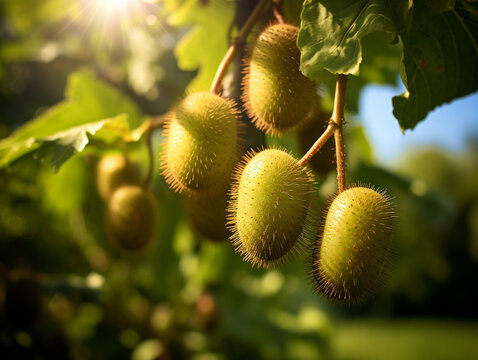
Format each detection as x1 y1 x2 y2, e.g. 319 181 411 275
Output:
161 92 241 197
107 185 157 251
228 148 318 267
97 154 142 200
242 23 317 136
312 186 395 304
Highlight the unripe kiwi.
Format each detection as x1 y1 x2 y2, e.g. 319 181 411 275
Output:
312 186 396 304
185 189 231 242
161 92 241 197
97 154 142 200
298 111 335 175
242 23 317 136
107 185 157 251
228 149 318 267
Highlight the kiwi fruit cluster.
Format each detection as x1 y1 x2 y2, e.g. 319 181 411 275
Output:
96 154 157 251
158 21 396 304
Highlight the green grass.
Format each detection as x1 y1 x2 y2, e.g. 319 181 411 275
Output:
332 319 478 360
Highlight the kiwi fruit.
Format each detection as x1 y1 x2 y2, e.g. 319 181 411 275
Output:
228 148 318 267
161 92 241 197
242 23 317 136
185 188 231 242
97 154 142 200
312 186 395 304
107 185 157 251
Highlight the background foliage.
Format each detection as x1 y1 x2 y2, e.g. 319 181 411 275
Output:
0 0 477 359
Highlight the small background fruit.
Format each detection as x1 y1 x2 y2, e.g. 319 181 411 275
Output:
107 185 157 251
97 154 142 200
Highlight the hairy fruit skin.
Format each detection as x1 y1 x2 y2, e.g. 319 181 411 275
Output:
312 187 395 304
242 24 317 136
185 189 231 242
107 185 157 251
228 149 318 267
97 154 142 200
161 92 241 197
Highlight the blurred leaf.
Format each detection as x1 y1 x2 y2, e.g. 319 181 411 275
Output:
168 0 234 91
298 0 411 79
347 122 374 166
3 0 76 34
41 155 86 214
393 2 478 130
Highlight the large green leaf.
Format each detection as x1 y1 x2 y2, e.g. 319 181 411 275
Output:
393 2 478 130
298 0 411 79
2 115 129 172
0 70 143 170
167 0 234 91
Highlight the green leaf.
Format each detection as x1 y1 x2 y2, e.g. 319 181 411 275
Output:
393 2 478 130
298 0 411 79
0 69 143 170
168 0 234 91
3 115 129 172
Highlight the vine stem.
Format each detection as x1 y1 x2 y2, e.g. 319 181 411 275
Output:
272 0 286 24
333 74 348 193
209 0 272 94
298 75 348 193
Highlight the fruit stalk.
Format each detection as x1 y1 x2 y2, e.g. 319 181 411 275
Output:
332 74 348 193
272 0 286 24
210 0 272 94
298 75 348 192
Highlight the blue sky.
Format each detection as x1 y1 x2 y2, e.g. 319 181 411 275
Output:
359 82 478 163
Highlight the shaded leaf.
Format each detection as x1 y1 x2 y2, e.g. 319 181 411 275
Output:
298 0 411 79
393 2 478 130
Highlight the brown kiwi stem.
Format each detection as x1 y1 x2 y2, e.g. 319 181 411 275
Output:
332 74 348 193
149 114 167 129
298 75 348 193
272 0 286 24
298 121 335 167
210 0 272 94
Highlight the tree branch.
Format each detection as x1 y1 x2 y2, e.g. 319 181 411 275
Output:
210 0 271 94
